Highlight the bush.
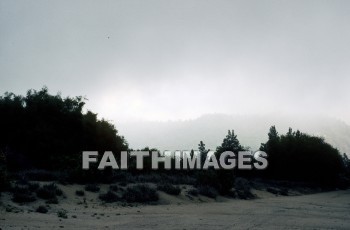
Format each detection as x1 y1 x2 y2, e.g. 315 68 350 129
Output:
119 182 127 187
0 150 8 191
196 169 234 195
235 189 255 200
12 185 36 203
234 178 255 200
280 188 289 196
36 205 48 213
157 183 181 195
266 187 288 196
24 170 59 181
28 182 40 192
57 210 68 219
36 183 63 200
12 193 36 203
99 191 120 203
46 197 59 204
85 184 100 192
109 184 119 192
187 188 198 196
198 186 218 198
123 184 158 203
75 190 85 196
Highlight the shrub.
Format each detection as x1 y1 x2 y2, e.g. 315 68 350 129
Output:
57 210 68 219
157 183 181 195
119 182 127 186
0 150 8 191
25 170 58 181
266 187 279 195
109 184 119 192
36 205 48 213
85 184 100 192
198 186 218 199
75 190 85 196
123 184 158 203
36 183 63 200
99 191 120 203
234 178 255 200
12 193 36 203
28 182 40 192
12 185 36 203
187 188 198 196
266 187 288 196
280 188 289 196
196 170 220 189
235 189 255 200
46 197 59 204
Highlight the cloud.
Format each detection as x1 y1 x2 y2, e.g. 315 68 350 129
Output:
1 0 349 123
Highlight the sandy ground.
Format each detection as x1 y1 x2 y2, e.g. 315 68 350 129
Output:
1 185 350 230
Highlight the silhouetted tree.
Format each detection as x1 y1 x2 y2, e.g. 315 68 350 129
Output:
260 126 345 186
198 141 208 167
213 130 245 194
216 130 244 153
0 87 128 173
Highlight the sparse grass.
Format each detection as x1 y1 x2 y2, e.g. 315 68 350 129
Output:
157 183 181 195
85 184 100 192
123 184 158 203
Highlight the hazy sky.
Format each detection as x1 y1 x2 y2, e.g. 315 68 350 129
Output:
1 0 350 124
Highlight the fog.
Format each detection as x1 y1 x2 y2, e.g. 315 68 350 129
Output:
1 0 350 124
118 114 350 154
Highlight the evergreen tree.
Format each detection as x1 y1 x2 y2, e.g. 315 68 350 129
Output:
260 126 345 186
198 141 208 167
0 87 128 172
268 126 279 140
216 130 244 154
214 130 245 194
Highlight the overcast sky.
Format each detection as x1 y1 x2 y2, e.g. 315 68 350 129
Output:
1 0 350 124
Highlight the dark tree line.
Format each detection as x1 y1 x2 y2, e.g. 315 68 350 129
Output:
0 87 128 171
260 126 346 186
0 88 349 192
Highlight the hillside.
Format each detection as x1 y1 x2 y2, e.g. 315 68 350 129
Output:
118 114 350 154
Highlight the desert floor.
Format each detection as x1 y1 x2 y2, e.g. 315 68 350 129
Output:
1 187 350 230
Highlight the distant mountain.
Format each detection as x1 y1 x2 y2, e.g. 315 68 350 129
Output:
117 114 350 155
